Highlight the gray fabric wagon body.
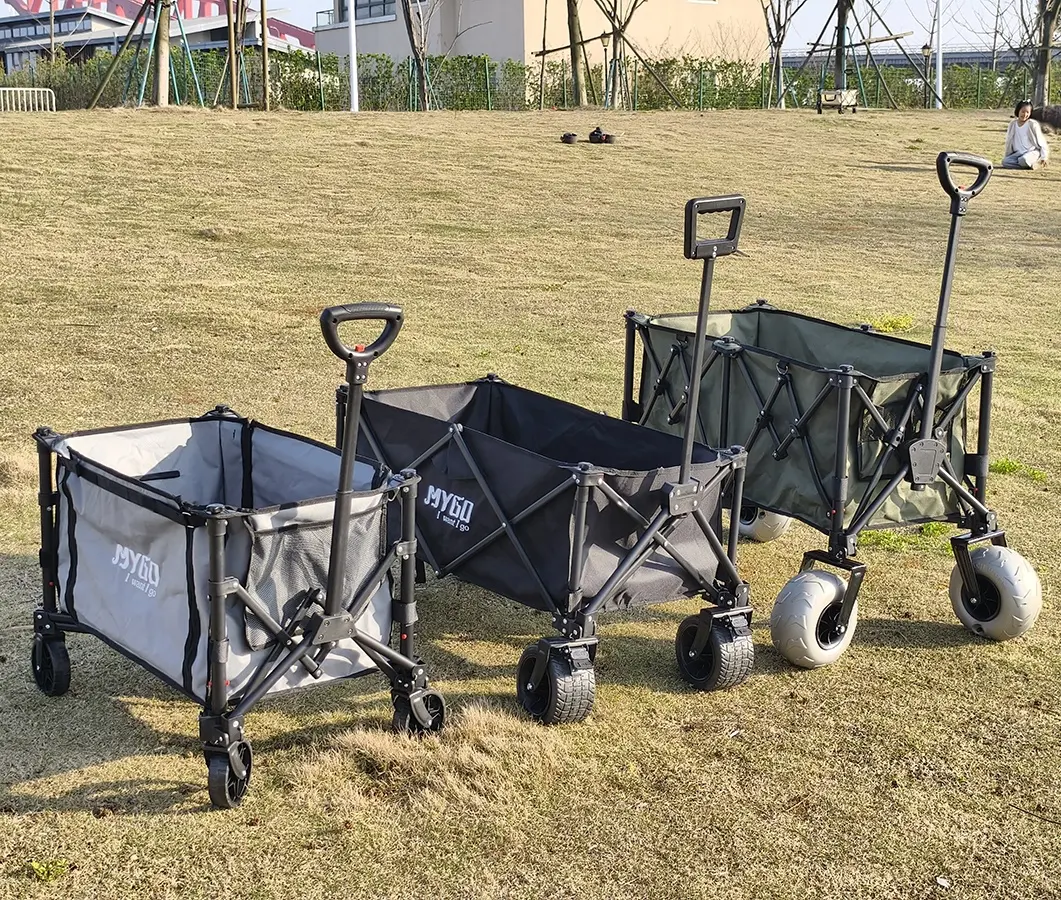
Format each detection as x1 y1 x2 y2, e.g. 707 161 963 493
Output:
633 306 987 533
47 414 393 704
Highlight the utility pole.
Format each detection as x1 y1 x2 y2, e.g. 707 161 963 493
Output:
155 0 170 106
49 0 55 61
990 0 1000 72
933 0 942 109
261 0 270 110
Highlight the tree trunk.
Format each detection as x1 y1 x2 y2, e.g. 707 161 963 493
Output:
567 0 587 106
400 0 430 110
1032 2 1059 107
154 0 170 106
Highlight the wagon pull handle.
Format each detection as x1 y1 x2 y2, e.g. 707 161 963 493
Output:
936 152 992 217
320 303 404 365
683 195 745 260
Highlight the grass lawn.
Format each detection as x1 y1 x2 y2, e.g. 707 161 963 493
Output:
0 107 1059 900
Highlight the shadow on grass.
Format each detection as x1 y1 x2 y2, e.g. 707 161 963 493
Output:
856 161 937 173
6 547 975 815
855 616 974 650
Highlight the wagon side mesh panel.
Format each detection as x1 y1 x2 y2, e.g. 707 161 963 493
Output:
636 309 979 531
244 501 386 651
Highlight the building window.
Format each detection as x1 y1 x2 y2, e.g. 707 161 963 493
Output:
339 0 396 22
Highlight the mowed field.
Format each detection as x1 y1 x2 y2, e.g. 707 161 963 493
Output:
0 107 1059 900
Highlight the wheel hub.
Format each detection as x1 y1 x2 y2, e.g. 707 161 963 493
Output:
815 602 846 650
962 576 1001 622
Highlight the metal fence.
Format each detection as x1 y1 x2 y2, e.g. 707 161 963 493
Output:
0 86 56 112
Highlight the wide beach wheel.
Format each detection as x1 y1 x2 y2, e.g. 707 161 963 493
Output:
950 545 1042 642
770 570 858 669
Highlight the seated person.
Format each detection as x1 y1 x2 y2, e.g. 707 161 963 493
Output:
1003 100 1050 169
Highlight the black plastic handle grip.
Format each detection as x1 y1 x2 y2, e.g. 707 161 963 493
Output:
684 195 746 260
936 151 992 215
320 303 403 364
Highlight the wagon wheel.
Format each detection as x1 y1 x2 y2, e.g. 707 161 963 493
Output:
674 616 753 690
207 741 253 810
392 690 446 735
770 570 857 669
31 637 70 697
949 545 1042 642
516 645 595 725
737 505 792 543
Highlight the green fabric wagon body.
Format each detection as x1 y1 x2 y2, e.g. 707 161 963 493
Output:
630 305 989 534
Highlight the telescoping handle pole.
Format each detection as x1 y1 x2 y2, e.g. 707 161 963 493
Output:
921 152 992 441
320 303 404 615
679 195 746 483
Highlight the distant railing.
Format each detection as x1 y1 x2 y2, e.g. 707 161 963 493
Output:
316 8 334 27
0 87 56 112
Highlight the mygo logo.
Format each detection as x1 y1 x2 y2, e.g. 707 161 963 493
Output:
424 485 474 532
112 544 161 598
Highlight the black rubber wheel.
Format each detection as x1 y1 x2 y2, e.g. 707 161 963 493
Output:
31 637 70 697
207 741 253 810
675 616 754 691
392 689 446 735
516 645 596 725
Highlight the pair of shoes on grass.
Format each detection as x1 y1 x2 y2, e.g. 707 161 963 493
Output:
560 127 617 145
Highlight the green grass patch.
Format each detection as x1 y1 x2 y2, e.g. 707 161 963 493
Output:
869 313 915 334
990 457 1049 484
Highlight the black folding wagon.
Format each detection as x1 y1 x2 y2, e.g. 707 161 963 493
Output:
625 153 1042 670
29 304 445 808
340 198 758 725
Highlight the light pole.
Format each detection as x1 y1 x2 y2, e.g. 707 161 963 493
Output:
601 31 610 108
347 0 359 112
921 42 932 109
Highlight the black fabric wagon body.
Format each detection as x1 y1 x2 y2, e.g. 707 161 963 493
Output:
359 377 734 613
346 373 755 723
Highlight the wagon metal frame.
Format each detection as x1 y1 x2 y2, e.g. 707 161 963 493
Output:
623 153 1042 664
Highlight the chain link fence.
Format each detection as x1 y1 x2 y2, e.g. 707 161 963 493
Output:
1 47 1057 112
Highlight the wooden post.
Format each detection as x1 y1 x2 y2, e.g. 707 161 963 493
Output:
566 0 586 106
539 0 548 109
225 0 237 108
155 0 170 106
261 0 270 110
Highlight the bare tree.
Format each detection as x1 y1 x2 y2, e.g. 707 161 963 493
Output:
986 0 1060 104
399 0 434 110
761 0 811 107
1028 0 1061 104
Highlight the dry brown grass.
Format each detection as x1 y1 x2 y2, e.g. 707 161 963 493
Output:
0 107 1059 900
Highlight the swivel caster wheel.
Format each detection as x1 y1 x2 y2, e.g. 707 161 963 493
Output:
31 636 70 697
675 616 754 690
770 570 857 669
950 545 1041 641
516 645 595 725
392 689 446 735
207 741 253 810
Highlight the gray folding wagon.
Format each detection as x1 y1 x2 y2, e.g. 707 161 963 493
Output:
29 304 445 808
624 154 1042 670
